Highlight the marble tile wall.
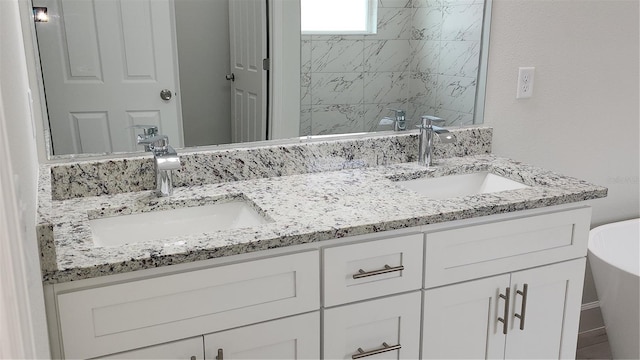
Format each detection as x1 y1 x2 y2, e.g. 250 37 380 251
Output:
301 0 485 136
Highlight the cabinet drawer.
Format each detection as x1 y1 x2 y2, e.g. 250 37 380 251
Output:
97 336 204 359
323 234 423 307
323 292 421 360
425 207 591 288
57 251 319 359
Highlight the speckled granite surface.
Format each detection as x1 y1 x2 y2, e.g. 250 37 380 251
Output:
37 128 607 283
49 127 492 200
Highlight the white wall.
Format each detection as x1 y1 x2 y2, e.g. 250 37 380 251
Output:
175 0 232 147
484 0 639 303
0 0 50 357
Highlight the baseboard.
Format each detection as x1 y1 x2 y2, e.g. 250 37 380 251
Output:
579 302 605 333
582 301 600 311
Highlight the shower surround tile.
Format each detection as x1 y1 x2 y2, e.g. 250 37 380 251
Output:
364 72 409 104
311 105 365 135
300 72 311 105
411 6 443 40
300 105 312 136
301 40 312 74
441 4 484 41
364 102 408 132
379 0 412 8
311 73 364 105
409 72 438 107
310 40 364 73
439 40 480 77
301 0 486 134
435 108 474 126
436 75 477 113
370 8 412 40
411 40 440 73
364 40 412 72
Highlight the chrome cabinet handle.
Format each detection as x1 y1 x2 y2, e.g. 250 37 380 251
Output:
215 348 223 360
498 287 510 335
352 342 401 359
514 283 529 330
352 264 404 279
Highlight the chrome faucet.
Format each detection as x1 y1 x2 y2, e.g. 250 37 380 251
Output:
379 108 407 131
417 116 456 168
136 126 181 197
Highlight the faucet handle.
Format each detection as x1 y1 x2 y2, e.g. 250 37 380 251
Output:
131 125 158 136
419 115 445 127
386 108 407 131
131 125 159 152
137 134 169 153
387 108 406 117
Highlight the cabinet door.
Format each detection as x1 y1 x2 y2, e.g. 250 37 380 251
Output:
324 292 421 360
98 336 204 359
203 312 319 359
423 275 509 359
504 258 585 360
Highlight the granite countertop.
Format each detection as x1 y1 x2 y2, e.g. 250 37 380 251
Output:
37 156 606 284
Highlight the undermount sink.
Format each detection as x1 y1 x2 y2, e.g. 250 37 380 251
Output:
396 171 529 199
89 200 270 247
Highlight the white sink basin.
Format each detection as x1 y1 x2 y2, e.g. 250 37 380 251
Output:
396 172 529 199
90 201 270 247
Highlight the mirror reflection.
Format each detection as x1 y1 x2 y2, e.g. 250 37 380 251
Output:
31 0 490 157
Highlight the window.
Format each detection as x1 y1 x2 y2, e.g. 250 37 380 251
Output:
301 0 378 35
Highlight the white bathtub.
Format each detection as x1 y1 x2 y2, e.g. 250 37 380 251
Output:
588 219 639 359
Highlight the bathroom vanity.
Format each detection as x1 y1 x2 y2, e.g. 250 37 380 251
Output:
37 129 607 359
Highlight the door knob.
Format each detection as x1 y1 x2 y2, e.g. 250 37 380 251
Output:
225 73 235 82
160 89 172 101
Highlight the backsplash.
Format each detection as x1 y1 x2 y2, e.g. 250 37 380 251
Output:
300 0 485 136
46 127 492 200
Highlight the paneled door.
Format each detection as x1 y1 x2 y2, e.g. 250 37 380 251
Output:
423 274 509 359
203 312 319 359
34 0 183 155
229 0 267 143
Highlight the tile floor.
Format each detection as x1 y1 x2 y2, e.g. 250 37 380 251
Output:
576 328 612 360
576 306 612 360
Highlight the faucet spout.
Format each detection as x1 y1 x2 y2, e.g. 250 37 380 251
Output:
136 127 181 197
417 116 456 168
153 145 181 197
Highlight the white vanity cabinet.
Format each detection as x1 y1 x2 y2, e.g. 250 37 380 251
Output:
422 206 591 360
46 205 592 360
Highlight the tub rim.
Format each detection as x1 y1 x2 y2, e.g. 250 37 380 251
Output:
588 218 639 278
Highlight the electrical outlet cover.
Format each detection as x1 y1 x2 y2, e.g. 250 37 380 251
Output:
516 67 535 99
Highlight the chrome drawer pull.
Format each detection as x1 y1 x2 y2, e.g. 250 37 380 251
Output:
352 342 401 359
514 283 529 330
497 287 510 335
352 264 404 279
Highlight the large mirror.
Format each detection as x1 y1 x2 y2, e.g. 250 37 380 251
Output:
28 0 491 157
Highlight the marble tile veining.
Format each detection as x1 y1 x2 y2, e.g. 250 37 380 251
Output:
38 129 606 284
